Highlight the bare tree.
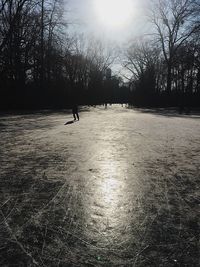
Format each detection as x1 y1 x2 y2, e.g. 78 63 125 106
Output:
122 39 161 93
150 0 200 93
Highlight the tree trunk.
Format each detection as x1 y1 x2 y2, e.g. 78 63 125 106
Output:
167 63 172 94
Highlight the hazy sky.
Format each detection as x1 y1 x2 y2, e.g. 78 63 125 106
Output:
66 0 152 44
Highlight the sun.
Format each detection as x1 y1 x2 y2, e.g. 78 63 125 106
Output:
94 0 134 28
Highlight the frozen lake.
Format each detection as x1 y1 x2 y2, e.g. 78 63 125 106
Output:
0 105 199 266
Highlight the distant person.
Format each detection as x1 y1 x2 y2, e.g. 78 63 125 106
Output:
72 104 79 121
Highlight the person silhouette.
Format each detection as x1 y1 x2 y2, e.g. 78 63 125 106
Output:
72 104 79 121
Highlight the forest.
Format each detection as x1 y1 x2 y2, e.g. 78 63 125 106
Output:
1 0 200 109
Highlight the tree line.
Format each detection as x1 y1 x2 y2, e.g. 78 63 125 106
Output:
123 0 200 107
1 0 200 109
0 0 123 109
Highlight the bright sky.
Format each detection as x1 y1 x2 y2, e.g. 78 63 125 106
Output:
66 0 151 44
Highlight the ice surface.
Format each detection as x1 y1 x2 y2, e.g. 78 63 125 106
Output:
0 105 199 266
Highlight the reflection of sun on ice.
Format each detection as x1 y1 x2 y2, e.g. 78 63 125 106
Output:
94 0 134 28
101 177 119 204
98 156 121 205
